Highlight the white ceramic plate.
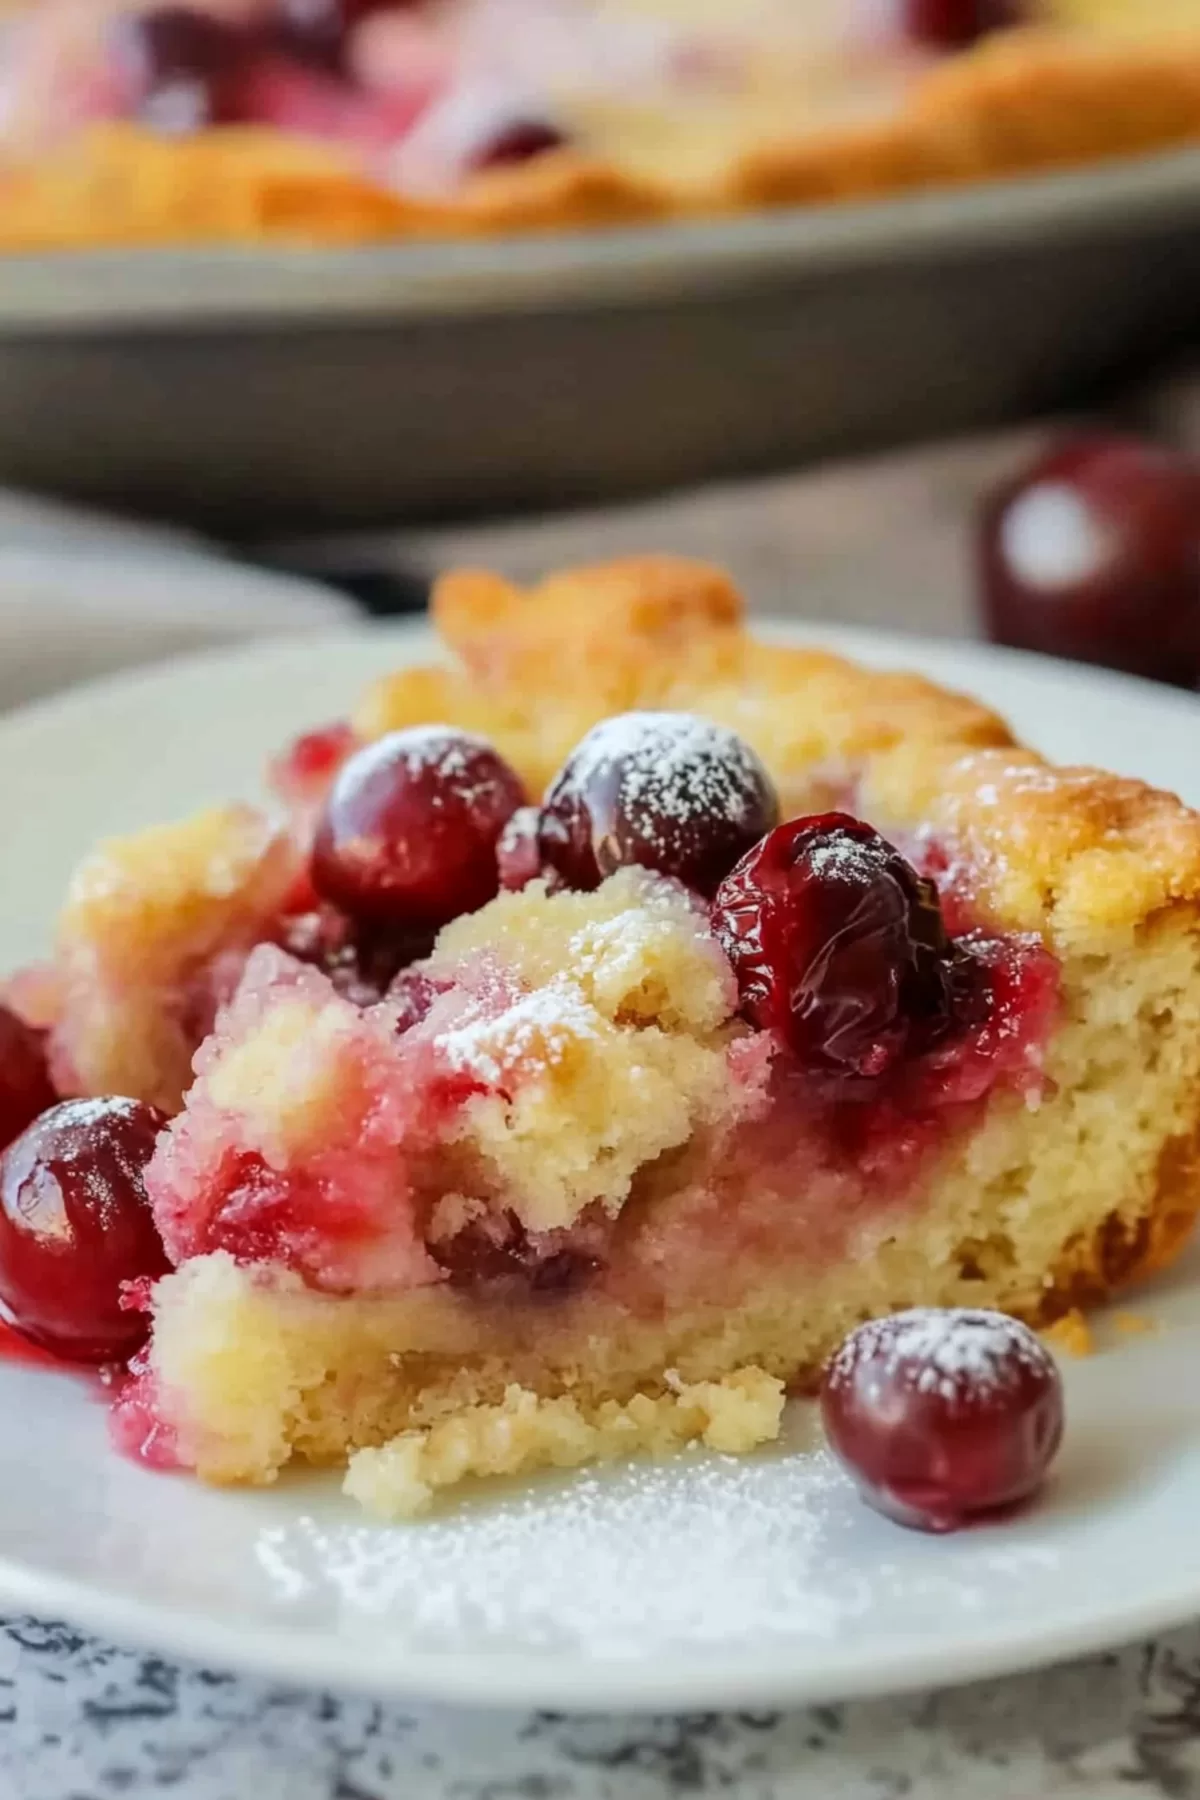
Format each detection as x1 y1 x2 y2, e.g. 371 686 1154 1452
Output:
2 618 1200 1714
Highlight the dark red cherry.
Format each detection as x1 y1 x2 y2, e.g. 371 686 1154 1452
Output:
0 1006 56 1155
113 6 252 130
470 117 569 170
539 712 779 898
821 1308 1064 1532
0 1099 170 1365
711 814 952 1080
311 727 525 931
979 433 1200 687
903 0 1025 48
277 905 432 1005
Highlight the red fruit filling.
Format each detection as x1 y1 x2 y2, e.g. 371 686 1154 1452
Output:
0 1098 171 1365
820 1308 1064 1531
470 117 569 170
312 727 525 932
0 1005 57 1155
269 720 358 819
978 432 1200 687
539 711 779 899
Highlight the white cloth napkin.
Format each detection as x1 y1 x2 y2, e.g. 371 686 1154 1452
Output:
0 488 355 713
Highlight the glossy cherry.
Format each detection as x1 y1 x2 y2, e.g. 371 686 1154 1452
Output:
711 814 952 1080
539 712 779 898
0 1006 56 1155
902 0 1025 48
821 1308 1064 1532
113 6 252 129
979 432 1200 687
311 727 525 931
0 1098 171 1364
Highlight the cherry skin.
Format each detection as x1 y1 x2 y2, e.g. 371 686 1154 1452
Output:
0 1006 56 1155
539 711 779 898
711 813 952 1081
0 1098 171 1365
311 727 525 932
902 0 1025 49
112 6 253 129
979 433 1200 687
821 1308 1064 1532
496 805 546 892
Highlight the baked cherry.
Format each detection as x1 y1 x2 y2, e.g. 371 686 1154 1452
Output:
0 1098 171 1365
428 1207 600 1294
902 0 1025 48
311 727 525 931
711 814 952 1080
821 1308 1064 1532
539 712 779 898
113 6 252 129
277 905 431 1005
0 1006 56 1155
979 433 1200 687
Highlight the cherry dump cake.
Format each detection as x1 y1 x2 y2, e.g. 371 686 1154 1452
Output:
3 3 1200 248
1 553 1199 1519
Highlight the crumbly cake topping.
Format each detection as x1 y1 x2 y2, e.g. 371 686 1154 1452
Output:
363 555 1200 955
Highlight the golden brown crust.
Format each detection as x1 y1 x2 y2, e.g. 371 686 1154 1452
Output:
357 552 1200 962
4 28 1200 247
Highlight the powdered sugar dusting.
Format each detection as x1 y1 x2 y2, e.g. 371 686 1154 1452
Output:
561 710 772 850
436 978 600 1086
368 725 510 812
252 1422 1062 1658
827 1308 1055 1405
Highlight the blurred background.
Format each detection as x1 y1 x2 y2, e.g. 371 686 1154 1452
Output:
0 0 1199 692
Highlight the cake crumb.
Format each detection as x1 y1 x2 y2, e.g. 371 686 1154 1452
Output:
343 1367 785 1521
1041 1309 1093 1357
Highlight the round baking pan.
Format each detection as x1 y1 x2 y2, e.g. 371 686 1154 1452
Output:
1 145 1199 530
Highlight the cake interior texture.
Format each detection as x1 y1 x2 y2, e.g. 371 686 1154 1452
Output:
35 556 1200 1518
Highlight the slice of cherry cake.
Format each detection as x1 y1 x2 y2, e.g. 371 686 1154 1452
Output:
5 555 1200 1519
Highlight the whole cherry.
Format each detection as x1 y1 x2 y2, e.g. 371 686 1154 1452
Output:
979 432 1200 687
0 1005 57 1155
539 711 779 898
311 727 525 932
0 1098 171 1364
821 1307 1064 1532
710 813 952 1081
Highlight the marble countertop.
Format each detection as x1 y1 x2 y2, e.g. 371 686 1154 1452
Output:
7 1613 1200 1799
9 401 1200 1799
